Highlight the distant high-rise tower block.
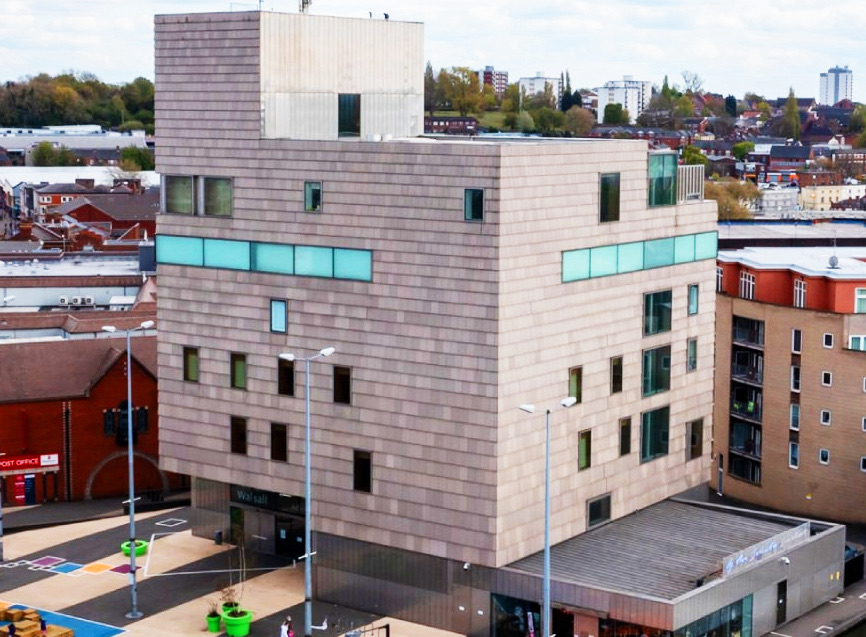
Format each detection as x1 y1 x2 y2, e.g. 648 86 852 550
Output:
819 66 853 105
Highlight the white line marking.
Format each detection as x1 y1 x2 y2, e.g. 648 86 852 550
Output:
154 518 187 528
770 632 792 637
829 597 845 604
815 626 834 634
859 592 866 600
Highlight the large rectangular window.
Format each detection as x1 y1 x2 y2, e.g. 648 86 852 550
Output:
230 416 247 455
619 417 631 456
278 358 295 397
270 423 287 462
353 450 372 492
687 418 703 461
578 430 591 471
642 345 671 397
183 347 199 382
644 290 672 335
641 405 669 463
304 181 322 212
202 177 233 217
648 153 677 207
599 173 620 222
164 175 194 214
610 356 623 394
270 299 288 333
338 93 361 137
230 353 247 390
464 188 484 221
334 366 352 404
587 494 611 529
569 366 583 403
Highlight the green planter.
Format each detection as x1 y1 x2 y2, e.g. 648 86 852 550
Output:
221 609 253 637
206 614 222 633
120 539 149 557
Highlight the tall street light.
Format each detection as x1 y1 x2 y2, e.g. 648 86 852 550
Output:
278 346 335 637
518 396 577 637
102 319 154 620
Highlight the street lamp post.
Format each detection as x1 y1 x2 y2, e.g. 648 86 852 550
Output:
102 319 154 620
518 396 577 637
278 346 335 637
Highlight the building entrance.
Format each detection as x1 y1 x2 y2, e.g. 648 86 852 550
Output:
275 517 305 559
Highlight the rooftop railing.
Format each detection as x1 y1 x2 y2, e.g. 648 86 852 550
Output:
677 164 704 202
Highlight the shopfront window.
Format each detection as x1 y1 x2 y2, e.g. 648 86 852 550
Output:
491 594 540 637
673 595 752 637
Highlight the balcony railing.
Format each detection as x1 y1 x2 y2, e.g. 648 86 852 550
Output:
731 400 762 421
732 364 763 384
733 327 764 348
730 441 762 460
677 164 704 202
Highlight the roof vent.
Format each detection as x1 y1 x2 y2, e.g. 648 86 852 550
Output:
828 255 840 269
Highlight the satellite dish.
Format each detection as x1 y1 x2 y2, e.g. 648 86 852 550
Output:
829 255 839 269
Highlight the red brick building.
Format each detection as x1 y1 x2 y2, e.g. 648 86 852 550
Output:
0 335 181 504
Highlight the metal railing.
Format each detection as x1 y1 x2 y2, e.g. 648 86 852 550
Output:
731 399 762 421
677 164 704 202
731 364 763 384
732 327 764 348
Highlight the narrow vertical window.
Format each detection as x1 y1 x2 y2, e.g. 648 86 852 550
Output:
270 423 287 462
353 450 372 492
599 173 620 223
619 417 631 456
270 299 288 333
569 366 583 403
819 448 830 465
610 356 623 394
791 329 802 353
304 181 322 212
788 442 799 469
686 419 703 461
822 371 833 386
230 353 247 390
183 347 200 382
334 366 352 404
464 188 484 221
687 338 698 372
278 358 295 397
793 280 806 308
820 409 832 425
823 333 834 348
790 404 800 430
688 284 699 315
644 290 672 335
640 405 670 463
716 266 724 293
791 365 801 392
578 430 592 471
230 417 247 455
642 345 671 396
739 272 755 300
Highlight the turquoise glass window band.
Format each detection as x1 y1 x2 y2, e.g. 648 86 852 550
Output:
156 235 372 282
562 231 717 283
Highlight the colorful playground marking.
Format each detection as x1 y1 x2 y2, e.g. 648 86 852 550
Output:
1 555 129 577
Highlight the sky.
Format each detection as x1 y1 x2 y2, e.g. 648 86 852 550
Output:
1 0 864 103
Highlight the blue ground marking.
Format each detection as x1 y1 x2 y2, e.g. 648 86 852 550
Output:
3 605 124 637
50 562 84 574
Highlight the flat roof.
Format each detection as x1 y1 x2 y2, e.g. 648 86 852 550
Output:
718 221 866 241
507 500 801 601
0 254 141 278
718 245 866 279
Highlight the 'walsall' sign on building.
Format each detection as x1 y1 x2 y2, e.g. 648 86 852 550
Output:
0 453 60 474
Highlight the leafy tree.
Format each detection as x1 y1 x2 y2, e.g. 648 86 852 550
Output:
30 141 57 166
682 145 708 166
500 83 520 114
561 71 573 112
481 84 498 111
681 70 704 94
756 101 772 121
527 82 557 110
659 75 674 109
732 141 755 161
571 90 582 108
673 95 694 121
725 95 737 118
603 103 627 125
424 62 437 115
120 146 155 171
849 105 866 133
534 107 564 132
564 106 594 136
705 179 760 220
440 67 483 116
856 131 866 148
55 145 78 166
783 88 801 140
516 111 534 132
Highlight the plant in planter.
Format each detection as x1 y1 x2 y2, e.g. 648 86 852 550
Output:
206 599 222 633
219 541 253 637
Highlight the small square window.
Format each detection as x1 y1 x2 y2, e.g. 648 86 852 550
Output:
610 356 623 394
183 347 200 382
686 418 703 461
789 442 799 469
599 173 620 223
587 494 611 529
820 409 832 425
278 358 295 397
822 371 833 386
819 448 830 465
334 366 352 404
464 188 484 221
270 423 287 462
578 430 592 471
164 175 194 214
687 338 697 372
304 181 322 212
353 450 372 492
230 353 247 390
791 329 802 354
230 416 247 455
823 333 834 348
201 177 233 217
569 366 583 403
688 284 699 315
270 299 288 333
619 417 631 456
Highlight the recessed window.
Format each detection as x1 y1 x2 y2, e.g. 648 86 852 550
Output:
855 288 866 313
819 448 830 465
791 365 801 392
688 284 699 315
716 267 723 293
201 177 233 217
183 347 199 382
739 272 755 300
569 366 583 403
789 442 799 469
648 153 677 207
822 371 833 387
353 450 372 492
861 457 866 473
230 353 247 390
578 430 592 471
790 404 800 431
791 329 802 354
270 299 288 333
230 416 247 455
793 280 806 308
587 493 612 529
270 423 287 462
338 93 361 137
640 405 669 463
850 336 866 351
642 345 671 397
823 333 834 348
334 366 352 404
862 416 866 432
644 290 672 335
164 175 194 214
686 418 703 461
464 188 484 221
304 181 322 212
278 358 295 397
599 173 620 223
687 338 697 372
619 417 631 456
820 409 831 425
610 356 623 394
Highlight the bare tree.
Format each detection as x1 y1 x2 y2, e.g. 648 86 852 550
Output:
681 70 704 94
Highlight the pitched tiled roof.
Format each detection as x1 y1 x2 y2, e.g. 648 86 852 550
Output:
0 335 156 403
55 191 159 221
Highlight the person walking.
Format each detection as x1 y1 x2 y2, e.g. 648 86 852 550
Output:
280 615 294 637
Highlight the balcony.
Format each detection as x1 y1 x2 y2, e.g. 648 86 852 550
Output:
732 327 764 350
677 164 704 202
731 399 762 422
731 363 763 385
